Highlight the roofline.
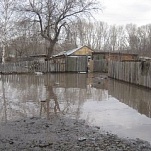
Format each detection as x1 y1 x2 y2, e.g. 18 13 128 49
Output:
30 54 47 57
65 45 94 56
92 52 138 56
79 45 94 52
52 54 66 58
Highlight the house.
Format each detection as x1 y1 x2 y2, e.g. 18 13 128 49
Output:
53 45 93 58
92 52 138 62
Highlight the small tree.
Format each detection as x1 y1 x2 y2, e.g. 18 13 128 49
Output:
19 0 100 58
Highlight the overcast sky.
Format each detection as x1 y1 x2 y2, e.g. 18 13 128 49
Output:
96 0 151 26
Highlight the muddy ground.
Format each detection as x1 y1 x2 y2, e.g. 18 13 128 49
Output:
0 115 151 151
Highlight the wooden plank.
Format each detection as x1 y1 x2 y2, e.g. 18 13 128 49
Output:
109 60 151 89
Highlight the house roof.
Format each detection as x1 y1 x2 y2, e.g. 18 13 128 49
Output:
64 46 84 56
53 51 66 57
54 46 93 57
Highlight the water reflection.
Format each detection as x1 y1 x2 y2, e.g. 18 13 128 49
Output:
40 84 60 119
1 73 151 119
108 79 151 118
0 73 151 143
1 75 7 122
0 73 107 121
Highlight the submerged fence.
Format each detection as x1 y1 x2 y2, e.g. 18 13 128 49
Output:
0 60 66 74
0 56 88 74
108 61 151 88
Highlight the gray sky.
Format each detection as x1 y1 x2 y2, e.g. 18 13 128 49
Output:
96 0 151 26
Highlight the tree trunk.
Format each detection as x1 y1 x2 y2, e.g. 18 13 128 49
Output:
47 41 55 59
2 45 6 64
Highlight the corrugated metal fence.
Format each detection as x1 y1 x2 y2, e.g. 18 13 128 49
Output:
108 61 151 88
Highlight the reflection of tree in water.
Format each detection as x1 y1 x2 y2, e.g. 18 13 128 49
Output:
1 75 7 122
40 85 60 119
0 73 110 121
0 75 41 103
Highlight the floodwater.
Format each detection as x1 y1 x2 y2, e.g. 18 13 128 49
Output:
0 73 151 143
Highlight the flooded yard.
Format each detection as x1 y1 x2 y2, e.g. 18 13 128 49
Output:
0 73 151 144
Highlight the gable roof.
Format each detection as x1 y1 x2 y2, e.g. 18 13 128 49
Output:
64 46 84 56
54 46 93 57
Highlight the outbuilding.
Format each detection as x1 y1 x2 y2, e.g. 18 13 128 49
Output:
52 46 94 72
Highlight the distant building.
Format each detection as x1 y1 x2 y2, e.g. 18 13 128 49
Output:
91 52 139 73
92 52 138 62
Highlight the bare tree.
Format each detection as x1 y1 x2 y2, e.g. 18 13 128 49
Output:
125 24 139 53
0 0 16 63
137 25 151 56
19 0 100 58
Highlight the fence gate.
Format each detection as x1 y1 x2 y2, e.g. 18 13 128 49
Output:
66 56 88 72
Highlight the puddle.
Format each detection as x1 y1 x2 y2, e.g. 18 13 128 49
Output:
0 73 151 143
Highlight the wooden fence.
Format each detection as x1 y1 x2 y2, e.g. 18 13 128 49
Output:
0 56 88 74
108 61 151 88
93 59 108 72
0 60 66 74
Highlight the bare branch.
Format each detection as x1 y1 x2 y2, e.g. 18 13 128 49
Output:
17 0 101 57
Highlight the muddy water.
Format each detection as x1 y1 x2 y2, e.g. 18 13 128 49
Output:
0 73 151 143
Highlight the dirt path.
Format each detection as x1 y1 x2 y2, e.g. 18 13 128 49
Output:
0 115 151 151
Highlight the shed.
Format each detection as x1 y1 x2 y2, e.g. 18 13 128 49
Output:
53 45 93 58
52 46 94 72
